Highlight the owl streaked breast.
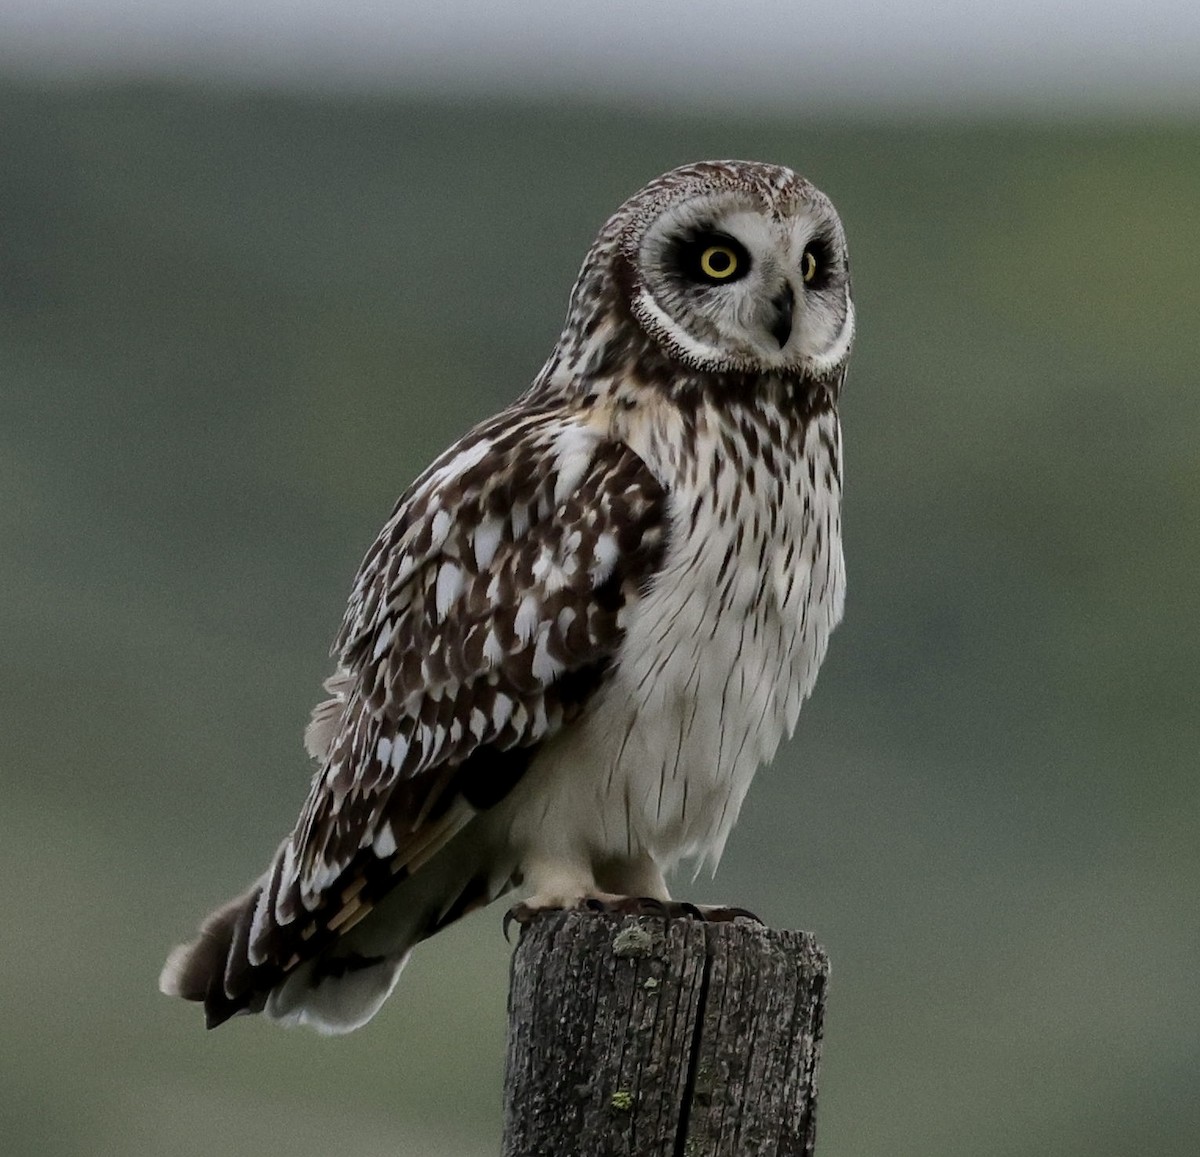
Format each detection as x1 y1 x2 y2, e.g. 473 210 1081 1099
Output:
502 382 844 878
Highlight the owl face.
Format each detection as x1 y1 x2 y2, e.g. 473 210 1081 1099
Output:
616 162 854 376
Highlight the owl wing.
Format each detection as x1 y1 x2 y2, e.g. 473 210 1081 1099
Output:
290 404 668 912
175 403 669 1023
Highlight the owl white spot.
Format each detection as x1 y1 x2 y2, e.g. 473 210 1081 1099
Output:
371 619 394 662
381 557 417 598
533 552 570 594
551 425 595 504
482 628 505 665
389 735 409 771
514 594 541 642
469 707 487 740
473 518 504 570
376 736 392 767
305 859 342 903
444 438 491 477
430 509 452 547
531 629 561 682
492 692 514 730
372 824 397 858
435 563 464 619
591 532 619 581
423 439 493 496
449 718 464 744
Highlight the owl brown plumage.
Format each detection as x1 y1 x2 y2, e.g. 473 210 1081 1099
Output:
161 160 854 1032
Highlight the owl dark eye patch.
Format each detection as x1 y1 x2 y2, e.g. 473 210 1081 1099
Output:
672 231 752 284
800 236 833 289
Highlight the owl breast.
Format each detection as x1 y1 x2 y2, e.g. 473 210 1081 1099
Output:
506 390 845 875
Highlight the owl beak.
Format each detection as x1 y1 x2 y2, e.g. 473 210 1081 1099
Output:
767 284 794 349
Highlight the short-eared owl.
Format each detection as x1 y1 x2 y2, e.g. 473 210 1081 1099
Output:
161 160 853 1033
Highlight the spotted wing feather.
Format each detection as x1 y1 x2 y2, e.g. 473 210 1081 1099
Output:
186 405 668 1022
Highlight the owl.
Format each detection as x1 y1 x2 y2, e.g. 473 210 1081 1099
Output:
160 159 853 1033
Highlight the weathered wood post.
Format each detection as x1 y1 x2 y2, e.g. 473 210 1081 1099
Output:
501 911 829 1156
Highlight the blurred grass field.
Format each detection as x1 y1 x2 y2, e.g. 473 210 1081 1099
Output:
1 79 1197 1156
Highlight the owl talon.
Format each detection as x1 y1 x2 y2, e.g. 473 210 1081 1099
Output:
503 902 563 941
691 905 762 924
573 896 746 920
633 897 670 917
608 896 670 917
598 900 762 922
503 897 758 939
572 895 665 917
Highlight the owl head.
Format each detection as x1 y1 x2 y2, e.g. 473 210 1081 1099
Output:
556 160 854 384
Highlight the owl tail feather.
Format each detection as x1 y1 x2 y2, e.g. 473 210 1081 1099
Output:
159 819 514 1035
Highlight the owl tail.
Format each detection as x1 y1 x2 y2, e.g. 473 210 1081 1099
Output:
159 819 515 1035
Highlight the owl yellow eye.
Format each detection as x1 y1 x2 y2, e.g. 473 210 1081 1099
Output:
802 248 818 283
675 232 750 284
700 245 739 280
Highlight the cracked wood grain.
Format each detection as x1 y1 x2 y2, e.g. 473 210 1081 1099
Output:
501 911 828 1156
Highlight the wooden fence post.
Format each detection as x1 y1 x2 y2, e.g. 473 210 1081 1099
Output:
501 911 829 1156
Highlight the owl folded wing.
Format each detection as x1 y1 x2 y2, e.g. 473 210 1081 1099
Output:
180 405 669 1020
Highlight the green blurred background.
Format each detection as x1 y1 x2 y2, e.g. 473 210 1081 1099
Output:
2 48 1198 1157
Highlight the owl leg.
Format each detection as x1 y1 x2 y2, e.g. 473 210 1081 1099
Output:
505 854 681 935
589 859 759 921
513 852 670 910
503 857 609 932
515 857 602 911
503 855 660 936
596 853 670 901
